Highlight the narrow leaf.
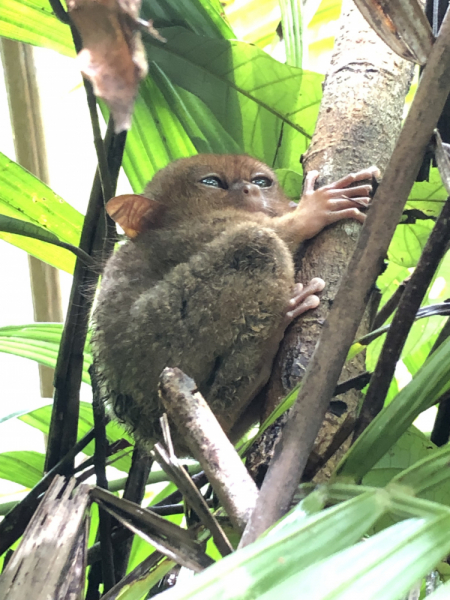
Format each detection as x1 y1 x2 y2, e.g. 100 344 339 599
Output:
336 335 450 482
0 215 94 266
156 491 388 600
0 451 44 488
262 516 450 600
0 153 83 272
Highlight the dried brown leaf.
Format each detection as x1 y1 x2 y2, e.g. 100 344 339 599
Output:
67 0 152 132
354 0 433 65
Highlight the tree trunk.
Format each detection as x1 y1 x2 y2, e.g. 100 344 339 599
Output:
248 0 414 481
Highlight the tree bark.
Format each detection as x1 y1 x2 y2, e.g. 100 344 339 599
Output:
248 0 414 481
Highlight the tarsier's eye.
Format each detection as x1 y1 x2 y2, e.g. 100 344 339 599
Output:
200 176 226 189
251 176 272 188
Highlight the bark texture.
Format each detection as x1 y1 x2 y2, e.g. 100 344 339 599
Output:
248 0 415 480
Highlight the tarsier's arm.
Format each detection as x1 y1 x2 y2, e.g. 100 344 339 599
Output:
272 167 379 251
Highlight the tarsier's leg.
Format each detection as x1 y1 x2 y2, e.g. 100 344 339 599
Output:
204 278 325 435
118 225 322 449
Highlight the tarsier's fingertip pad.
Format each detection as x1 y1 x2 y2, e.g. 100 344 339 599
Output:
308 295 320 308
309 277 326 292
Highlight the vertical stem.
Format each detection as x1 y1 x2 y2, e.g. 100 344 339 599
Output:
279 0 303 68
0 39 63 398
354 196 450 438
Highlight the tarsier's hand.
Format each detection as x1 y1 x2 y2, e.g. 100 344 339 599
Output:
296 166 380 240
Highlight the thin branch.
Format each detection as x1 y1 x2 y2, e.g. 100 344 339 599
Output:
151 472 208 507
372 276 411 330
114 446 153 581
91 365 116 592
83 78 114 202
152 442 233 557
333 372 372 397
48 0 70 24
240 9 450 546
92 487 214 572
87 505 189 566
354 197 450 439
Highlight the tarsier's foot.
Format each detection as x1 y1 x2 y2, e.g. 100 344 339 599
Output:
251 278 326 401
286 277 325 321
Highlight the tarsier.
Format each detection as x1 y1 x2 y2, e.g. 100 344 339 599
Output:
91 154 377 454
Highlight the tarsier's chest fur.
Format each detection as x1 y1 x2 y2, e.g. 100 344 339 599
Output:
92 212 294 452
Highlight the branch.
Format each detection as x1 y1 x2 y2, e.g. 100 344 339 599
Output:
240 6 450 545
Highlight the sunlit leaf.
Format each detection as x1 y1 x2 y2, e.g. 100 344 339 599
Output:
407 166 447 217
113 558 174 600
143 27 322 169
0 324 91 383
0 0 74 56
0 451 45 487
388 221 434 268
275 168 303 199
0 153 83 272
19 401 133 473
362 426 435 489
390 442 450 506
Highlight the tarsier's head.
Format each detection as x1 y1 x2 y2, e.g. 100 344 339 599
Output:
106 154 293 238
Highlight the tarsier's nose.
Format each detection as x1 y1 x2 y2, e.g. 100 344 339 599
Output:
231 182 260 196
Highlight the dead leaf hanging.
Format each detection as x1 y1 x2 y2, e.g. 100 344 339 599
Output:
67 0 162 132
354 0 434 65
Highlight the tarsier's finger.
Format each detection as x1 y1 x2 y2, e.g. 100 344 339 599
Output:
287 295 320 319
303 170 319 193
328 184 372 198
328 197 371 210
329 166 380 190
327 207 366 224
292 282 304 296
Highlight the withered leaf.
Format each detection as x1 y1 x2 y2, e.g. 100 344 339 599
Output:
67 0 158 132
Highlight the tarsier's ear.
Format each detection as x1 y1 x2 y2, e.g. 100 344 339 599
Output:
106 195 167 238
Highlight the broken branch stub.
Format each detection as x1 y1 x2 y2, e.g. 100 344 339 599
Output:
158 367 259 534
